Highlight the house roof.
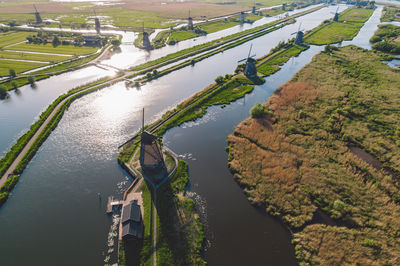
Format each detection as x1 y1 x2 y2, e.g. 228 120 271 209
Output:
121 200 141 224
122 220 143 239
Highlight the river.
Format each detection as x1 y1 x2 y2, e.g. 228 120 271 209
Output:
0 5 383 266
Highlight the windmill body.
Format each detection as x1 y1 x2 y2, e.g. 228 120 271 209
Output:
238 44 257 78
240 11 245 23
93 9 101 34
33 5 42 24
141 23 152 50
188 10 194 30
291 23 305 45
332 7 339 22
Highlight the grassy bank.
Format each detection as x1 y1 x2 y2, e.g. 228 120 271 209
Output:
305 8 374 45
156 160 205 265
227 45 400 264
381 6 400 22
370 24 400 54
257 44 309 76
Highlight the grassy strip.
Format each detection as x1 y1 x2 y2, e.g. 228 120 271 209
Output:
0 74 50 91
0 59 47 76
0 51 70 62
156 160 205 265
9 43 98 55
0 175 19 206
258 44 309 76
139 181 154 266
305 8 374 45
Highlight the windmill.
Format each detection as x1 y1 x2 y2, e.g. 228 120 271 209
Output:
33 5 42 24
332 6 339 22
142 22 151 49
291 23 305 45
93 9 101 34
188 10 194 30
252 1 256 14
238 44 257 78
240 11 246 24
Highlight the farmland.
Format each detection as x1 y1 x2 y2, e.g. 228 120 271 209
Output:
0 59 47 76
227 46 400 265
8 43 98 55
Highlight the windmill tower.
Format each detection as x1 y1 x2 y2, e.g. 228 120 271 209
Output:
142 22 151 49
332 6 339 22
252 1 256 14
93 9 101 34
188 10 194 30
139 108 166 181
291 23 305 45
282 3 287 11
238 44 257 78
33 5 42 24
240 11 246 24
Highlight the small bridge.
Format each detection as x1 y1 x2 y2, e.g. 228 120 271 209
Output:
106 196 123 214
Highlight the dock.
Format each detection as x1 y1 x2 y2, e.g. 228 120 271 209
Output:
106 196 123 214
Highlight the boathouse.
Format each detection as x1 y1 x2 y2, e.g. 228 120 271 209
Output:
121 200 143 240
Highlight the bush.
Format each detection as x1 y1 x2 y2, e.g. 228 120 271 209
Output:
250 102 270 118
111 39 121 46
215 75 224 84
28 76 35 86
9 68 16 78
0 86 8 99
333 199 345 211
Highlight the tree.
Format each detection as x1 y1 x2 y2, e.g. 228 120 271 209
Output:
0 86 8 99
152 69 158 77
52 35 61 47
9 68 16 78
146 72 152 80
111 39 121 47
27 76 35 86
250 102 270 118
215 75 224 84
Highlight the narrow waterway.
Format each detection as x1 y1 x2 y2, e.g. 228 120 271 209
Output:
0 5 382 266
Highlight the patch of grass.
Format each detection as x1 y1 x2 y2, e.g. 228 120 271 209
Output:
381 6 400 22
305 8 374 45
156 160 205 265
0 59 47 76
258 44 309 76
199 19 240 33
0 51 71 62
0 31 31 48
370 24 400 54
170 30 199 42
9 43 98 55
228 45 400 264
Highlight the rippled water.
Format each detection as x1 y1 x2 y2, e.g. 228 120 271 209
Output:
0 5 383 266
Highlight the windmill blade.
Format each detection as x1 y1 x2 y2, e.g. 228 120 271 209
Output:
298 22 302 32
238 58 247 63
249 54 256 58
93 8 97 17
33 4 38 12
291 32 297 35
336 6 339 13
247 44 253 59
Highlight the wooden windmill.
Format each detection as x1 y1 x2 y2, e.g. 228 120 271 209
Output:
291 23 305 45
238 44 257 78
93 9 101 34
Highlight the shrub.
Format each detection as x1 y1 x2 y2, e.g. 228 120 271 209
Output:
28 76 35 86
9 68 16 78
215 75 224 84
111 39 121 46
250 102 270 118
333 199 345 211
0 86 8 99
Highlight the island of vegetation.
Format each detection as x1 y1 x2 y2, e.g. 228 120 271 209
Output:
381 5 400 22
370 24 400 54
305 7 374 45
227 45 400 265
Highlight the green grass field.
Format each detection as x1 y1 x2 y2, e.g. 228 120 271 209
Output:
0 31 32 48
200 20 240 33
170 30 199 42
8 43 98 55
305 8 374 45
0 59 47 76
0 51 71 63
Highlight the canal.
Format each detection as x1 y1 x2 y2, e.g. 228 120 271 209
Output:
0 5 383 266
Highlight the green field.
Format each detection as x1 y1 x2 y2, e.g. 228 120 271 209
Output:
0 51 71 63
199 20 240 33
305 8 374 45
9 43 98 55
258 44 309 75
381 6 400 22
170 30 199 42
0 59 47 76
0 31 32 48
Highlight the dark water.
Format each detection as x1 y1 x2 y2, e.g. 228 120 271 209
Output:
0 5 382 266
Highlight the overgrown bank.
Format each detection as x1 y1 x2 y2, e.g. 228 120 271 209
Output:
227 46 400 265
